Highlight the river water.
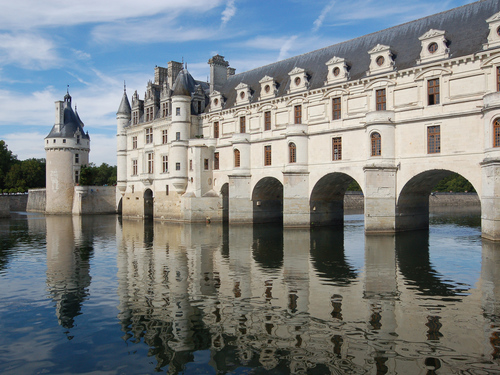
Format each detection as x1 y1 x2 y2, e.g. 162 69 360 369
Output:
0 209 499 374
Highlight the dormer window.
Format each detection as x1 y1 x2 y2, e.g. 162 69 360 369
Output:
484 11 500 50
417 29 449 64
210 90 224 111
325 56 349 85
76 135 80 144
367 45 394 76
259 76 277 99
288 67 308 93
235 83 251 105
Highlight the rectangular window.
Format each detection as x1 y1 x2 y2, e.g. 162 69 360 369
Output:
240 117 246 133
147 153 154 173
264 111 271 131
204 159 209 170
166 185 169 195
497 67 500 92
376 89 386 111
332 97 341 120
162 130 168 144
189 159 193 171
176 162 181 171
427 125 441 154
145 128 153 144
294 105 302 124
214 152 219 170
132 136 137 149
132 111 139 125
428 79 440 105
176 132 180 141
75 154 79 164
332 137 342 161
132 159 138 175
145 107 153 122
75 170 79 184
162 102 168 117
214 121 219 139
264 145 272 166
63 139 66 143
176 107 180 116
162 155 168 173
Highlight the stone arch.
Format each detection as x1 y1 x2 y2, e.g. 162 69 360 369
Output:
252 177 283 224
310 172 363 227
396 169 479 231
144 189 154 219
220 183 229 223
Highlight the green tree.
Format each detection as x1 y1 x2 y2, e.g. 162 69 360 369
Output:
0 140 18 190
79 163 117 186
4 158 45 190
433 173 475 193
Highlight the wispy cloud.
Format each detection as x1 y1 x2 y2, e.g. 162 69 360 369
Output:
0 0 224 30
0 33 60 69
277 36 298 61
221 0 237 26
313 0 335 32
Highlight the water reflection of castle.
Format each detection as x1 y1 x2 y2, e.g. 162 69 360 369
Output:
113 219 500 373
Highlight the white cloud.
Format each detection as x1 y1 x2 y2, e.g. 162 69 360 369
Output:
313 0 335 32
221 0 237 26
91 15 220 44
0 33 60 69
277 36 299 61
0 0 224 30
2 131 47 160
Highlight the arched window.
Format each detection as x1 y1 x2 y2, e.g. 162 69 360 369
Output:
371 132 381 156
495 118 500 147
234 149 241 167
289 143 296 163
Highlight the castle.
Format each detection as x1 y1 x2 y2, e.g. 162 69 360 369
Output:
115 0 500 239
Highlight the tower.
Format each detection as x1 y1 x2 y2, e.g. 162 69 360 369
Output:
116 85 131 207
45 91 90 213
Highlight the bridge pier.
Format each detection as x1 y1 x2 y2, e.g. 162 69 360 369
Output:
283 171 310 227
364 165 398 234
228 174 253 224
481 159 500 241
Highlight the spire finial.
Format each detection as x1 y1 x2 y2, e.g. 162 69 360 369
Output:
124 80 126 93
67 84 69 94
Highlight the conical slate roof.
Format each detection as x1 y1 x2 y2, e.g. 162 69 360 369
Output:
117 90 131 115
172 69 197 96
46 94 90 140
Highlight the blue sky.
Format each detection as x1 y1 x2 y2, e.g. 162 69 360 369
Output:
0 0 474 165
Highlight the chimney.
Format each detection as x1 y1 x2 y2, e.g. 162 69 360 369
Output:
208 54 230 93
154 66 168 85
167 61 183 88
54 101 64 132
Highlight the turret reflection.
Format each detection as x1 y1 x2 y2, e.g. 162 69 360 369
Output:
45 216 93 331
481 240 500 360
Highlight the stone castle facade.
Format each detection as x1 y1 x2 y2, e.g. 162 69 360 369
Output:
116 0 500 240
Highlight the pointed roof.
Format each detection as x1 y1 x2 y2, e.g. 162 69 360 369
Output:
117 89 131 116
172 69 197 96
46 93 90 140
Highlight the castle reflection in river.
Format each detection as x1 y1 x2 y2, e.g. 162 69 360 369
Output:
41 214 500 373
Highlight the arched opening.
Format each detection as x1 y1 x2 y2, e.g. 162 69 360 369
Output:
396 169 479 232
220 183 229 223
117 197 122 215
252 177 283 224
144 189 154 219
310 173 362 227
